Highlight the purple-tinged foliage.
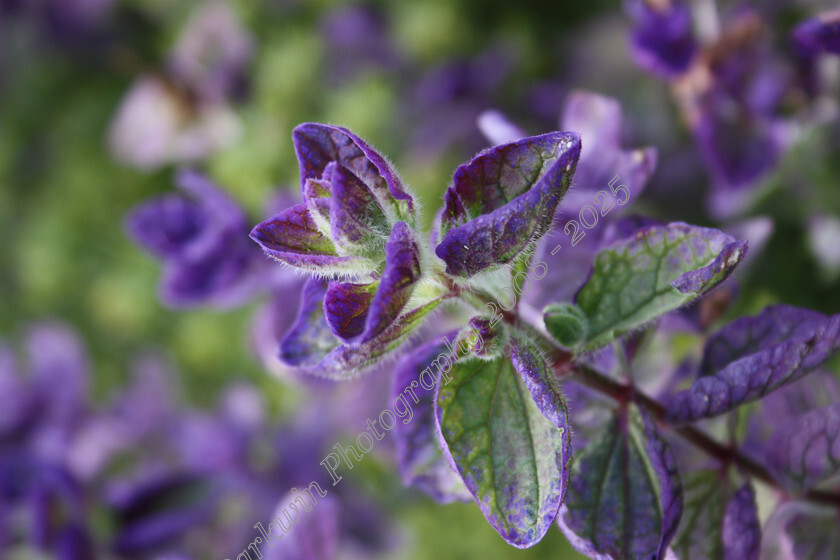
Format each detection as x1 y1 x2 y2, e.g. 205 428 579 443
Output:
667 306 840 423
626 0 696 78
321 221 421 344
479 93 659 309
127 169 264 308
436 331 572 548
558 405 682 560
694 88 787 212
510 332 572 433
574 222 746 350
435 132 581 276
765 402 840 491
671 471 730 559
235 114 840 557
280 279 336 367
390 335 471 503
794 9 840 56
360 222 421 342
323 281 377 341
291 123 413 216
251 125 442 376
722 483 761 560
251 202 371 274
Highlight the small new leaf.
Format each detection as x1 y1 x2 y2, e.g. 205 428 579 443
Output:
435 132 581 277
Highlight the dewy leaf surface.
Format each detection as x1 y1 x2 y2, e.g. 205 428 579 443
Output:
435 351 572 548
557 405 682 560
575 222 746 350
666 306 840 424
435 132 581 277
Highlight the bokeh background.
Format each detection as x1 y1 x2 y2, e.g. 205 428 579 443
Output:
1 0 839 558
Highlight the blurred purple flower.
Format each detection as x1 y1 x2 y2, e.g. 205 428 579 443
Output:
687 11 796 217
126 169 266 308
107 471 218 555
320 4 401 85
406 47 516 160
108 75 242 170
167 1 254 104
109 1 253 169
793 8 840 56
626 0 697 78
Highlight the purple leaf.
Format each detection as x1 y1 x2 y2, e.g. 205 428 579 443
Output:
642 410 683 559
701 305 836 376
293 123 413 218
280 279 339 366
671 471 729 559
302 297 445 379
361 222 421 342
558 405 682 560
327 162 389 252
390 334 471 503
127 170 261 308
722 483 761 560
671 237 748 294
435 131 581 276
784 504 840 560
323 282 376 341
766 402 840 491
250 203 371 275
667 306 840 423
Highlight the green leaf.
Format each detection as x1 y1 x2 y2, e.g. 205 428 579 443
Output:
575 223 746 350
672 471 728 560
436 353 572 548
558 405 683 560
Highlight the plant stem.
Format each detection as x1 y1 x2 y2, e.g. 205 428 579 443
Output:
452 279 840 506
551 349 840 508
